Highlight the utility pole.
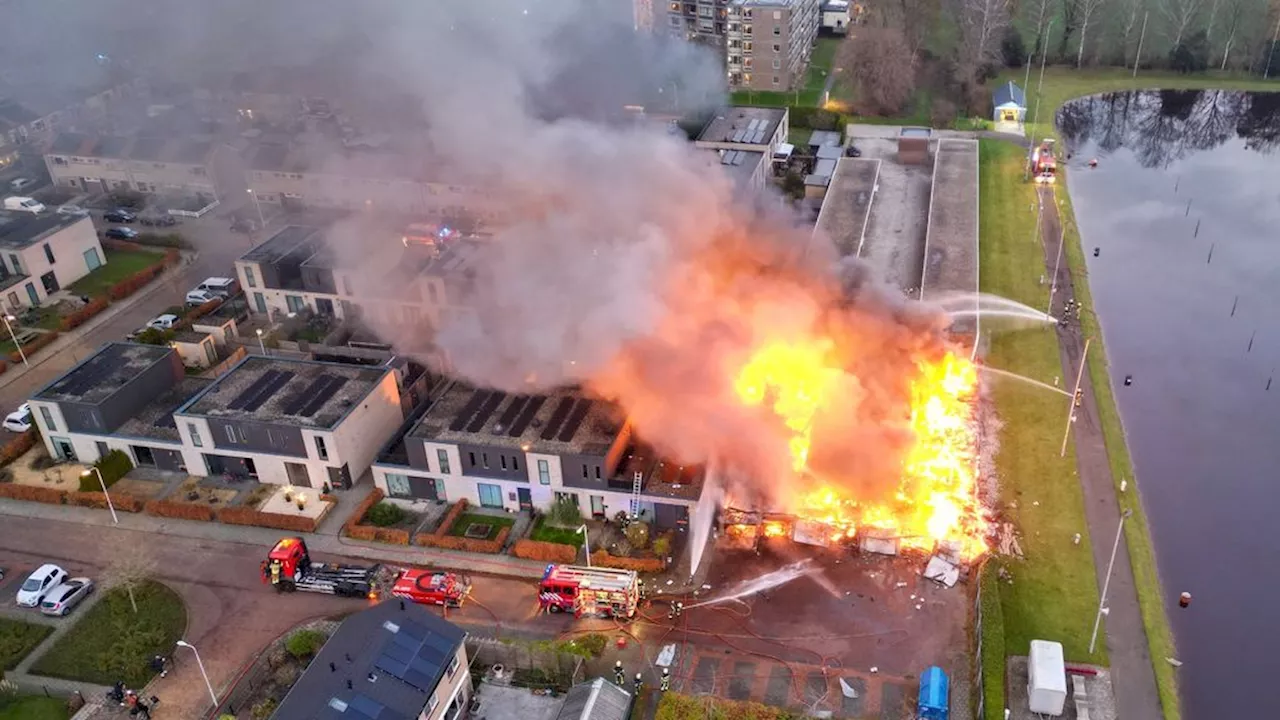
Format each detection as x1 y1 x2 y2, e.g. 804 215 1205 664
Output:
1027 20 1054 177
1061 338 1093 458
1090 509 1134 655
1265 14 1280 80
1133 13 1149 78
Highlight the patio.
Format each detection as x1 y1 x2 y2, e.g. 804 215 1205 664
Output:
258 484 333 523
5 445 87 491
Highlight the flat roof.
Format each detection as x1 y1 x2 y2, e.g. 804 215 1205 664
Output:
699 148 764 191
900 126 933 139
45 133 214 165
698 106 786 146
180 355 390 428
274 602 465 720
410 382 624 455
922 139 979 303
0 211 88 251
116 378 214 442
812 157 879 257
239 225 324 264
808 130 842 148
614 440 706 501
34 343 174 405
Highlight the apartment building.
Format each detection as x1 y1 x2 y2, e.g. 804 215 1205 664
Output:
0 211 105 311
42 133 220 197
0 78 145 147
29 345 404 489
726 0 821 92
274 601 470 720
372 382 713 536
664 0 732 46
235 226 477 342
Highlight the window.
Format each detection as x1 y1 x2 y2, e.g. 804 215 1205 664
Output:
772 59 781 69
773 26 781 35
39 406 56 432
500 456 508 470
286 295 305 313
315 436 328 460
481 453 489 469
447 654 460 678
9 254 20 274
437 449 451 474
512 456 519 472
537 459 550 485
582 464 588 479
188 423 202 447
254 292 267 314
468 452 476 467
427 692 440 713
43 244 55 265
772 75 780 86
342 275 352 295
477 483 502 508
225 426 236 444
386 473 412 497
595 466 601 480
772 43 781 53
773 10 782 19
244 266 256 288
83 248 102 271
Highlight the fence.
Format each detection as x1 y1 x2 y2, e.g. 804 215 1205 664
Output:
973 575 985 720
168 198 220 218
206 345 247 377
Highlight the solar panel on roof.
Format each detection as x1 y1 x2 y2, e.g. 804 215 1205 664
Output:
228 370 282 410
298 376 348 417
447 390 489 432
508 395 546 436
494 396 528 433
241 371 296 412
152 414 177 429
465 391 506 433
346 695 387 719
281 374 333 415
539 397 576 440
372 618 450 694
557 400 593 443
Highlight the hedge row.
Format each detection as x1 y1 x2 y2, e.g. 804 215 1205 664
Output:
84 449 132 491
108 256 173 301
588 550 665 573
979 562 1007 720
218 505 319 533
9 331 59 364
511 539 577 564
0 483 68 504
342 488 386 534
59 298 109 331
433 499 469 536
0 430 36 466
68 491 144 513
133 232 193 250
415 526 509 554
0 359 7 375
143 499 216 522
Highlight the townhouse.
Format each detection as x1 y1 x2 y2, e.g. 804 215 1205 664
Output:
0 211 105 311
42 133 221 197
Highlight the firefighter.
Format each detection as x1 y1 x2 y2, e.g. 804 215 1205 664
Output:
660 668 670 692
634 672 643 693
1074 389 1083 408
615 661 625 686
270 559 282 588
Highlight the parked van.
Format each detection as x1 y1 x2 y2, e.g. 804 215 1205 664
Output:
196 277 238 298
3 196 45 213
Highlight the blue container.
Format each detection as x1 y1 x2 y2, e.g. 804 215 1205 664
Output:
917 666 950 720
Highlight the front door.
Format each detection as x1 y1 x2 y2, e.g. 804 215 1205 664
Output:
132 445 156 467
24 282 38 305
517 487 532 512
589 495 605 517
40 271 58 295
254 292 267 314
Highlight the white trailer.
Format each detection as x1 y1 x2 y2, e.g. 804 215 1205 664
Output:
1028 639 1068 716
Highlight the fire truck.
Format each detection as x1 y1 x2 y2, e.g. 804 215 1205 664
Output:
391 568 472 608
537 564 640 619
263 537 385 597
1031 139 1057 184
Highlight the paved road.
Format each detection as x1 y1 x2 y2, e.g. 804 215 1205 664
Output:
1038 184 1163 720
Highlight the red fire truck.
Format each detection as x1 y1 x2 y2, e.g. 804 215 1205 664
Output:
391 568 472 608
538 564 640 619
1031 139 1057 184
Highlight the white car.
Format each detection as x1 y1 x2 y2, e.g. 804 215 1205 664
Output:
3 403 31 433
17 564 68 608
147 314 179 331
185 289 220 306
8 178 34 192
40 578 95 616
56 204 88 217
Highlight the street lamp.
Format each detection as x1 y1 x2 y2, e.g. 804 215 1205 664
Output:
255 328 266 355
3 314 27 367
1060 337 1092 458
578 525 591 568
176 640 218 709
79 467 118 525
1089 509 1134 655
246 188 266 229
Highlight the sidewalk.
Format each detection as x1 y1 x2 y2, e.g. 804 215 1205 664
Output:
1037 185 1164 720
0 251 196 393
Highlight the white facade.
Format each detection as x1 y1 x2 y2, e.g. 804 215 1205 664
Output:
0 215 106 312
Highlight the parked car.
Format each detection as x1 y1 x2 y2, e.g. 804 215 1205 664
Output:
844 145 862 158
56 204 89 216
103 209 137 223
229 217 258 234
185 289 220 306
196 277 239 298
104 226 139 240
39 578 94 616
127 313 180 340
3 403 31 433
16 564 69 607
3 196 45 213
8 178 35 192
140 214 178 227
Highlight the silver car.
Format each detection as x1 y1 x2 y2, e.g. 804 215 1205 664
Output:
39 577 94 616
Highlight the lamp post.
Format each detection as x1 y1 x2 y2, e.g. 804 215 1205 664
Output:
176 640 218 709
255 328 266 355
246 188 266 229
579 525 591 567
3 314 27 367
1089 509 1134 655
1061 337 1093 458
79 467 118 525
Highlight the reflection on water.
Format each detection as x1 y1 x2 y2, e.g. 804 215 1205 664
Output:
1060 89 1280 720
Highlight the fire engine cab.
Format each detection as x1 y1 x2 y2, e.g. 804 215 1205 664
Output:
263 537 383 598
1031 139 1057 184
538 564 639 619
391 568 472 608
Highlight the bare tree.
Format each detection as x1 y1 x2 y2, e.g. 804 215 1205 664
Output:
103 544 156 614
1162 0 1206 46
954 0 1013 75
1116 0 1147 65
837 26 917 115
1074 0 1110 66
1218 0 1265 67
877 0 943 60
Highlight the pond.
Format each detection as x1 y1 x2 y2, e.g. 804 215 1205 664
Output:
1059 89 1280 719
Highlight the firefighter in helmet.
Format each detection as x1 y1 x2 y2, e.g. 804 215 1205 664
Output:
269 559 282 588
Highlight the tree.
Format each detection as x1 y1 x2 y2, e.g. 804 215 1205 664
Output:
1170 29 1212 70
1075 0 1110 66
1162 0 1206 47
839 26 917 115
103 543 156 614
781 171 806 201
954 0 1013 78
1001 25 1027 66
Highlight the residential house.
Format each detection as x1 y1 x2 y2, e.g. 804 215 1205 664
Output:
698 148 768 195
43 133 221 197
695 106 789 154
726 0 821 92
0 211 105 311
992 81 1026 127
28 346 404 489
819 0 851 34
273 601 471 720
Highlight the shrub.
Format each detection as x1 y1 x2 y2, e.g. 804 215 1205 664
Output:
60 298 110 331
285 629 327 660
546 498 583 527
342 488 385 536
651 532 673 558
589 551 664 572
132 232 192 250
364 501 406 527
143 499 215 521
0 483 66 504
0 431 35 467
9 331 58 364
67 491 144 513
511 539 577 564
251 698 279 720
432 499 468 536
83 449 132 491
217 506 318 532
373 528 410 545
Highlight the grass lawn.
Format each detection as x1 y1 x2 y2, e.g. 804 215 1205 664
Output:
0 618 54 670
448 512 515 539
529 516 585 547
31 580 186 687
730 37 842 108
0 696 69 720
978 140 1104 664
68 249 165 298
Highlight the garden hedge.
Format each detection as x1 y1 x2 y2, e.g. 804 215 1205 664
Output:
415 527 509 554
588 550 664 572
218 506 320 533
511 539 577 564
60 298 110 331
67 491 144 513
0 430 36 466
143 499 216 522
9 331 58 364
84 449 132 491
0 483 66 504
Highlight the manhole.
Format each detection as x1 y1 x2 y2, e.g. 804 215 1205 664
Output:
463 523 492 539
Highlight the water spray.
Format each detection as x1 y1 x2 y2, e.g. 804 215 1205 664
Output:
683 560 817 609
